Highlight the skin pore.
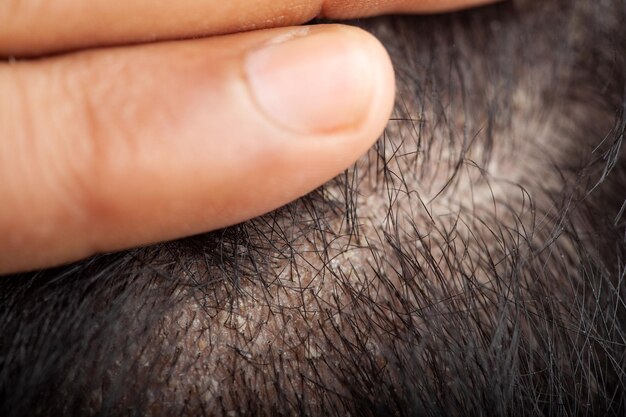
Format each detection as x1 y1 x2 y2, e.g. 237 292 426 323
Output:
1 0 626 416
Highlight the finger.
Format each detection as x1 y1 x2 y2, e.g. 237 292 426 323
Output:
1 0 500 56
0 24 395 274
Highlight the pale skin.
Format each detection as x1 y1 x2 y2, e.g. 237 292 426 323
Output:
0 0 498 274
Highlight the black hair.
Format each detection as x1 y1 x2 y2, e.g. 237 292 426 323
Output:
1 0 625 415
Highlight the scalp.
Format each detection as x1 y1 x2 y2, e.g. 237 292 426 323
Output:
1 1 626 416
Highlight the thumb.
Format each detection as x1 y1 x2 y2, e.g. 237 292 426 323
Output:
0 25 395 273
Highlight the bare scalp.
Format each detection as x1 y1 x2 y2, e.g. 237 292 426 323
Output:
1 0 625 416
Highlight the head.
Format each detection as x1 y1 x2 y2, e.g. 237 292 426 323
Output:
1 0 625 415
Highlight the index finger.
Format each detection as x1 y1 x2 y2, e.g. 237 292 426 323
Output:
1 0 500 56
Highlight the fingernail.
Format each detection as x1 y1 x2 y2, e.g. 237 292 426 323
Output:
245 27 375 135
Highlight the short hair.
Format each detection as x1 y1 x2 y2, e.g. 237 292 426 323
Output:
2 0 625 415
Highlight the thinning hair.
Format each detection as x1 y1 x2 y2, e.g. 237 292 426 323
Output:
1 0 625 415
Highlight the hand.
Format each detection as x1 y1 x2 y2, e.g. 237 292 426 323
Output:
0 0 497 274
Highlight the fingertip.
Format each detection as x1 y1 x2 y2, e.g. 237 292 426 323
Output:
244 24 395 139
344 25 396 145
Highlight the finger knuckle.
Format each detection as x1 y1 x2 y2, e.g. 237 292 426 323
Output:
55 55 136 228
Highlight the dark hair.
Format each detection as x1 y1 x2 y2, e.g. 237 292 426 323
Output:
1 0 625 415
